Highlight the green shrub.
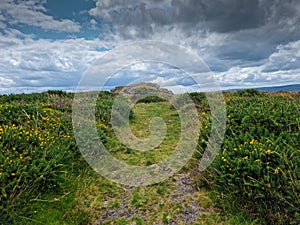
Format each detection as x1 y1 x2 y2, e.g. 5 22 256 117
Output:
0 101 79 223
210 137 299 224
198 94 300 224
136 95 166 103
236 89 265 97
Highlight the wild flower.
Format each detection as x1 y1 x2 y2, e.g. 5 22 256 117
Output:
266 149 272 154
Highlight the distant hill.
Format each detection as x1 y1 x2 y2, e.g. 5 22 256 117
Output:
256 84 300 92
226 84 300 92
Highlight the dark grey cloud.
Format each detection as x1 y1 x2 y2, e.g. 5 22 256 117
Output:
90 0 300 69
90 0 299 34
171 0 267 32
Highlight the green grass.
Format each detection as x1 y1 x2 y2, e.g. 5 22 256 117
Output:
108 102 181 166
18 99 229 224
1 89 299 224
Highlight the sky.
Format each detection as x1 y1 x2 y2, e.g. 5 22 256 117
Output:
0 0 300 94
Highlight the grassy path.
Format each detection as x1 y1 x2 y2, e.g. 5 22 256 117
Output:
90 101 219 224
29 101 252 225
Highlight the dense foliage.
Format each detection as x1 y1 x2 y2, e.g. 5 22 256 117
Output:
0 92 78 223
196 91 300 224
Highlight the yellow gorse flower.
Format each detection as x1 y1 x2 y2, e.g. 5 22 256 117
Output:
266 149 272 154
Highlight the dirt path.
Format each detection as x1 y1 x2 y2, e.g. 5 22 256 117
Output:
93 171 219 225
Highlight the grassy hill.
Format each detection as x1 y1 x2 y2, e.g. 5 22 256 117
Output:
0 89 299 224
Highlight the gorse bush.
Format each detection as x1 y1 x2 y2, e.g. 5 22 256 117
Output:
236 88 265 97
214 137 299 224
0 98 78 223
0 91 131 224
0 93 47 104
196 93 300 224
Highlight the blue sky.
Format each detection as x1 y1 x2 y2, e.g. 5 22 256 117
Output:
0 0 299 94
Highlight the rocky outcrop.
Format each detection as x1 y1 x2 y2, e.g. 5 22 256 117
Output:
110 83 173 96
